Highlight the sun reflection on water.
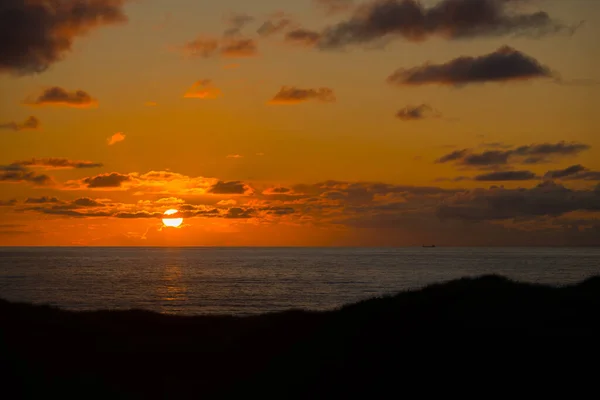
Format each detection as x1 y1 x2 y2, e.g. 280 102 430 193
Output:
156 265 188 313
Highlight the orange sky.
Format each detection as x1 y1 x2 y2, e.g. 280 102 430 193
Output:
1 0 599 246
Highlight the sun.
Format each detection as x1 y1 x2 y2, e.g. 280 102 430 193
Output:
162 209 184 228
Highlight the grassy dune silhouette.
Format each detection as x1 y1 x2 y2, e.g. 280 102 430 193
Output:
2 275 600 399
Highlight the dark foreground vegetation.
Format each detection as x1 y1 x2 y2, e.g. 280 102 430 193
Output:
2 275 600 399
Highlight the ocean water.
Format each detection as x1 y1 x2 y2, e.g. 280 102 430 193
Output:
1 247 599 316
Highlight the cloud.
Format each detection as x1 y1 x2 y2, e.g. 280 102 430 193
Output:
545 165 600 181
314 0 355 16
474 170 537 181
223 13 255 37
113 211 163 219
227 154 243 159
388 46 553 87
436 149 469 163
0 116 40 131
315 0 579 50
0 0 128 76
221 38 258 58
269 86 336 104
25 197 61 204
396 104 440 121
208 181 252 195
181 37 258 58
257 13 293 37
181 37 220 57
144 101 158 107
436 141 590 168
12 158 103 170
108 132 126 146
437 183 600 222
25 87 98 108
184 80 223 99
0 199 17 207
285 29 323 47
82 173 131 189
0 165 52 186
263 187 293 195
73 198 104 207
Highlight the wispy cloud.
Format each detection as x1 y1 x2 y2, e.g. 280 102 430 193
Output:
436 141 590 168
396 104 440 121
313 0 355 16
474 170 537 181
269 86 336 104
24 87 98 108
181 37 258 59
11 158 103 170
0 116 40 132
0 165 52 186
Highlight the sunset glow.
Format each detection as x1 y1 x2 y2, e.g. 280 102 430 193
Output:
0 0 598 246
162 209 184 228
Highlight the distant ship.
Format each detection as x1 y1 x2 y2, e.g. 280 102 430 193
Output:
422 245 436 248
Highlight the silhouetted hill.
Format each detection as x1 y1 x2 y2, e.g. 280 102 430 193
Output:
2 275 600 399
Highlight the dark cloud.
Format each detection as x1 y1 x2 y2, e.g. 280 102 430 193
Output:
25 87 98 107
437 141 590 168
25 197 61 204
83 173 131 188
513 142 591 158
396 104 439 121
269 87 336 104
225 207 255 219
437 183 600 222
436 149 469 163
0 165 52 186
221 38 258 58
0 116 40 131
463 150 512 167
285 29 323 46
73 198 103 207
0 199 17 207
263 187 293 195
314 0 355 16
114 211 163 219
208 181 250 195
316 0 578 49
474 170 537 181
545 165 600 181
25 207 112 218
387 46 553 87
0 0 128 75
182 37 258 58
13 158 103 170
224 13 254 36
544 165 587 180
257 14 293 37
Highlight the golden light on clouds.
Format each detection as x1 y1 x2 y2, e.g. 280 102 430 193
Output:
107 132 126 146
183 80 222 99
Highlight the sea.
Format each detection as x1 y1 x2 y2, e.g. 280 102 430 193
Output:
1 247 599 316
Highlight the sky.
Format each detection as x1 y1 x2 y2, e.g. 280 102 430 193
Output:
0 0 599 246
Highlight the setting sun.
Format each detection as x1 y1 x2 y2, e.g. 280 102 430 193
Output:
162 209 183 228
